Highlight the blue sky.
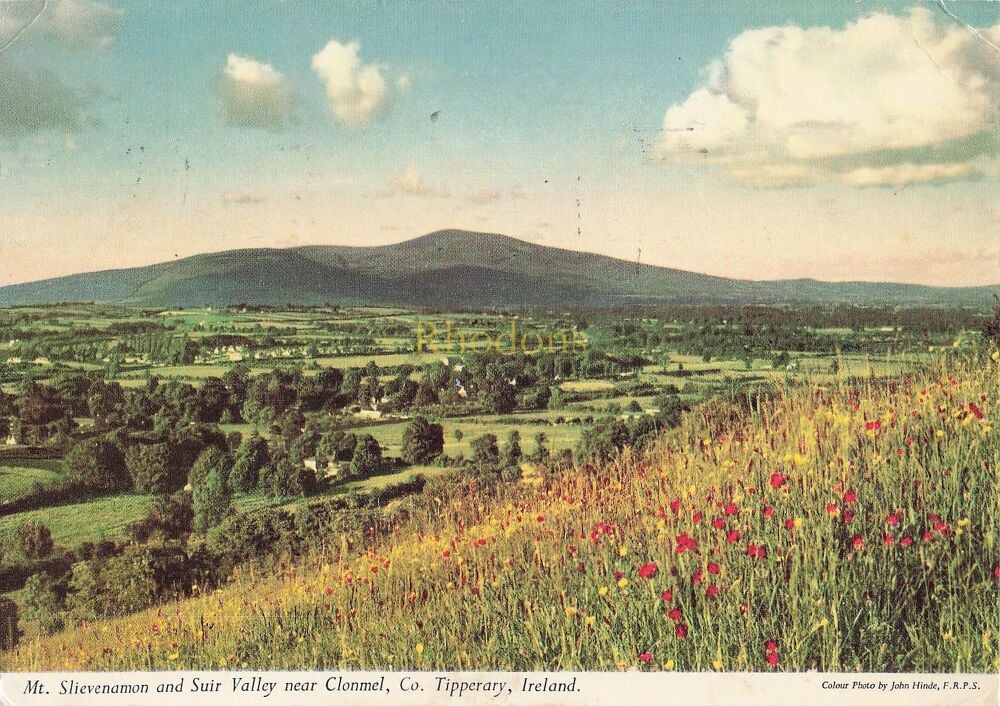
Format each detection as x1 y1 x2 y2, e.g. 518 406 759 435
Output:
0 1 997 286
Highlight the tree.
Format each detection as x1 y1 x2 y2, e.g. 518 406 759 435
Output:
190 448 234 533
231 434 270 492
317 430 357 463
652 390 687 428
64 439 130 492
530 432 550 462
196 377 230 423
261 448 314 498
481 365 517 414
17 522 54 560
401 417 444 464
22 573 64 635
453 428 464 442
130 492 193 543
501 430 522 467
471 433 499 467
576 417 631 464
350 434 382 479
125 442 173 494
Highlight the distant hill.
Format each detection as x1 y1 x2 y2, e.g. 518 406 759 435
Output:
0 229 996 308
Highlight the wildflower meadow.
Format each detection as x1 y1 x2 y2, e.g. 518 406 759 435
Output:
4 352 997 673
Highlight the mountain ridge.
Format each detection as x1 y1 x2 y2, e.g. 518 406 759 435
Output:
1 230 996 309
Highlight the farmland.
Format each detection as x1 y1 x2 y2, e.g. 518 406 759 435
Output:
0 301 995 671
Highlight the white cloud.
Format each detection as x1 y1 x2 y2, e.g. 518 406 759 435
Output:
0 0 122 50
842 162 979 188
384 166 446 197
657 8 1000 187
311 39 389 127
218 54 296 130
45 0 122 49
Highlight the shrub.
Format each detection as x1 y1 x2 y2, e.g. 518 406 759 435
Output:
17 522 54 560
0 596 18 650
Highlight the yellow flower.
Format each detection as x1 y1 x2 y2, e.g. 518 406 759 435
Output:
936 430 945 438
619 546 629 557
943 631 954 642
598 586 609 597
793 517 803 529
713 658 724 669
585 616 595 627
663 659 675 670
168 653 179 661
565 606 578 617
415 642 424 655
617 577 629 589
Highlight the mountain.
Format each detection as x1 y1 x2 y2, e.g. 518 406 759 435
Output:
0 230 996 309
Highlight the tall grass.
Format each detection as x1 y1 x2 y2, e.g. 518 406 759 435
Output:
4 353 997 672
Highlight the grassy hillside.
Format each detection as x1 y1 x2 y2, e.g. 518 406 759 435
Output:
1 230 996 308
3 352 998 672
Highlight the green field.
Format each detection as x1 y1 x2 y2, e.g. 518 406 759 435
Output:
0 460 63 503
0 495 154 549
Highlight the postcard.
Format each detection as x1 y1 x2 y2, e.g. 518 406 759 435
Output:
0 1 997 705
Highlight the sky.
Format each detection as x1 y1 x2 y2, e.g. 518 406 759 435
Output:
0 0 997 287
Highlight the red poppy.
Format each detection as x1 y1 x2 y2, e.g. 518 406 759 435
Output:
843 489 857 504
784 518 796 531
692 511 704 525
726 529 742 544
639 651 653 663
712 517 726 530
994 565 1000 579
661 590 673 602
706 584 720 598
638 562 658 579
765 639 778 652
886 513 900 527
724 502 739 516
865 420 880 431
851 535 864 550
769 473 786 489
842 510 855 524
674 623 688 638
901 536 913 547
691 569 703 586
825 502 839 515
746 544 767 560
763 505 775 518
668 607 683 621
766 652 780 666
707 562 721 575
969 402 984 420
883 534 895 546
674 533 699 554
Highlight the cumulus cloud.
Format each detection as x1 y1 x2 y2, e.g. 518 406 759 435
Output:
0 0 122 50
0 63 85 137
311 39 389 127
45 0 122 49
218 54 297 130
384 166 446 197
657 8 1000 187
